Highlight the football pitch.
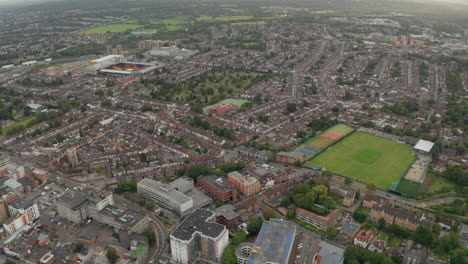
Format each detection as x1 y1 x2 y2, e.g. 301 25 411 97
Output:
307 131 415 189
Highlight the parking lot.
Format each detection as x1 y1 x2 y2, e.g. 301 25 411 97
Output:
289 227 321 264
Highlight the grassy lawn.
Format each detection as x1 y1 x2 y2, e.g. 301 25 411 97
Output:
79 24 143 34
428 176 458 193
378 233 389 241
233 21 268 25
2 116 37 136
354 149 382 164
308 132 415 189
389 237 401 248
131 242 145 257
196 15 254 22
150 16 188 25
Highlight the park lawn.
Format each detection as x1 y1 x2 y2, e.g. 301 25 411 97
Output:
2 117 37 136
79 24 143 34
150 16 188 25
263 6 311 11
308 131 415 190
311 9 336 14
221 98 249 106
428 176 458 193
139 25 184 32
196 15 254 22
233 21 268 25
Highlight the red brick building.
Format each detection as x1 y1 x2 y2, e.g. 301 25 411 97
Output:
197 175 237 203
369 203 431 231
275 151 307 165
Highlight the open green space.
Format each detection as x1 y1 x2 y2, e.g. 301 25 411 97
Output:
427 176 458 193
311 9 336 14
307 132 415 189
307 136 335 150
393 179 420 198
378 233 389 241
79 24 143 34
131 242 145 257
221 98 249 107
134 69 268 105
354 149 382 165
196 15 254 22
233 21 268 25
150 16 188 25
389 237 401 248
2 117 37 136
326 124 354 137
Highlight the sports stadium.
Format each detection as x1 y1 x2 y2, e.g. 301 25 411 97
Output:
98 62 160 76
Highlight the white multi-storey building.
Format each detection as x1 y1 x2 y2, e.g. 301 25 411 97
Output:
138 177 203 215
170 209 229 264
3 198 40 234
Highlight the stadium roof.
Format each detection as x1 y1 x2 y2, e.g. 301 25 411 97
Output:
90 55 123 63
414 139 435 153
248 219 296 264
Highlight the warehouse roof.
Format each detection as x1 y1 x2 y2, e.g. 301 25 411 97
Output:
414 139 435 153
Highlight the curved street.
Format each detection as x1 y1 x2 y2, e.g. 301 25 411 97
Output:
114 194 169 263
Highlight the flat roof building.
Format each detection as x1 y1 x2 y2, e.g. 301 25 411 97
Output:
138 177 211 215
197 175 237 203
56 189 148 247
296 208 341 231
414 139 435 155
170 209 229 264
3 198 40 234
235 219 296 264
227 171 260 197
313 241 344 264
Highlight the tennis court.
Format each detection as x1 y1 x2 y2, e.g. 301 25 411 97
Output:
306 136 336 150
321 132 341 141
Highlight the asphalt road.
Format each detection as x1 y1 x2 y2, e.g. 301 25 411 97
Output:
114 194 169 263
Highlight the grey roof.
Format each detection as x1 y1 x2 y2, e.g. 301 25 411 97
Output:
341 221 360 235
171 209 225 241
248 219 296 264
199 175 235 193
213 204 239 220
4 179 22 188
10 198 34 210
414 139 435 153
139 178 192 205
56 191 88 209
276 151 305 158
317 241 344 264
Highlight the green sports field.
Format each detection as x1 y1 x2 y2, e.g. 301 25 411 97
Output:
307 131 415 189
307 136 336 150
326 124 354 137
79 24 143 34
